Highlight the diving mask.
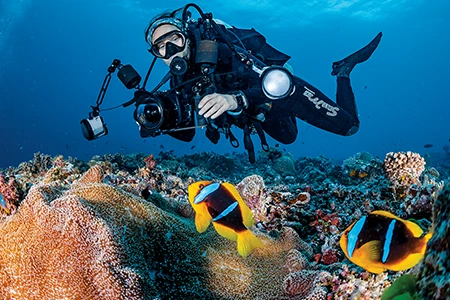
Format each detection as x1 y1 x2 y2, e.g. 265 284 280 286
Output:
150 30 187 59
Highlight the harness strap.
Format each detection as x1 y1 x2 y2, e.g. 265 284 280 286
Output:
243 123 255 164
251 119 269 151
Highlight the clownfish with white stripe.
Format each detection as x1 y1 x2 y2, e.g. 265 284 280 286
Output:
340 210 432 274
188 181 263 257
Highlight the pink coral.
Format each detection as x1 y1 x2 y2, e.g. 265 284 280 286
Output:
237 174 266 210
310 210 340 235
0 173 21 215
144 154 156 170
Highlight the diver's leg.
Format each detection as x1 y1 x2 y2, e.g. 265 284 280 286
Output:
335 76 359 133
261 114 297 144
270 76 359 136
270 32 382 136
332 32 382 77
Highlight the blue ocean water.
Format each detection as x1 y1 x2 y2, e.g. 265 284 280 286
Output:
0 0 449 168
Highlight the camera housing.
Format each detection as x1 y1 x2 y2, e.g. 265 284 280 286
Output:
133 90 195 138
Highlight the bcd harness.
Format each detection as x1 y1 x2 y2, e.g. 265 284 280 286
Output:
176 21 290 163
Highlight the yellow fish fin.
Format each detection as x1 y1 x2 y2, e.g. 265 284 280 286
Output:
417 232 433 255
188 180 213 206
403 220 426 238
371 210 402 220
359 240 382 261
387 253 424 272
195 210 212 233
212 222 238 241
236 229 263 258
222 182 255 228
371 210 424 237
423 232 433 244
350 240 385 273
363 264 387 274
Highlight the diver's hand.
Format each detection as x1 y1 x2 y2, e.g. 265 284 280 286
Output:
198 93 238 119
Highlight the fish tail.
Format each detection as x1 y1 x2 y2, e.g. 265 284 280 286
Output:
421 232 433 254
236 230 263 258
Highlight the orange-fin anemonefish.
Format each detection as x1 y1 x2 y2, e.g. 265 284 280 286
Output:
340 210 432 274
188 181 263 257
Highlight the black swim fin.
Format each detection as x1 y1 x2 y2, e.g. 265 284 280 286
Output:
332 32 382 77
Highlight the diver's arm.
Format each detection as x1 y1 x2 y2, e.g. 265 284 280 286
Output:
239 88 271 106
233 58 272 107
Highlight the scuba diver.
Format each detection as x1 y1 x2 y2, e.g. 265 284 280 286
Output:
145 5 382 155
81 3 382 163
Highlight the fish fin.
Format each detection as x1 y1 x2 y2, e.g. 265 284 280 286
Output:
371 210 424 237
188 181 214 233
188 181 212 206
387 253 424 272
370 210 400 220
364 264 387 274
212 222 238 241
222 182 255 228
423 232 433 244
359 240 382 261
403 220 425 238
350 241 386 274
190 197 211 217
195 211 212 233
236 229 263 258
418 232 433 255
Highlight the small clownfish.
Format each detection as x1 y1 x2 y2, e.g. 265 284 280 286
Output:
340 210 432 274
188 181 263 257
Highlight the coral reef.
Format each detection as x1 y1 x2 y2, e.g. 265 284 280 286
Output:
0 166 330 299
16 152 53 175
417 183 450 299
342 151 383 180
0 148 447 299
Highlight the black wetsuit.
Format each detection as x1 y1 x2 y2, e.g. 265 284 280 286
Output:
169 26 360 145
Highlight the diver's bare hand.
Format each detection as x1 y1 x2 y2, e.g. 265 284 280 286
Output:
198 93 238 119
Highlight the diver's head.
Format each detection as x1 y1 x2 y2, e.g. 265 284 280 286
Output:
145 13 190 66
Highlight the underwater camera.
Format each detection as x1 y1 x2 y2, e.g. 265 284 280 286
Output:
80 57 204 141
132 88 196 138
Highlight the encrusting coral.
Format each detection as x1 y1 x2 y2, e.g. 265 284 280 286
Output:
0 165 329 299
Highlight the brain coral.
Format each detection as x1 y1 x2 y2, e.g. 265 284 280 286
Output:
0 166 323 299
